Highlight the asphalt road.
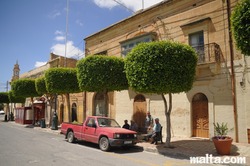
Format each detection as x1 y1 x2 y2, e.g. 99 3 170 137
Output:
0 116 193 166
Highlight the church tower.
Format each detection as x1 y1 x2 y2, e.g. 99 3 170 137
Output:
11 61 20 82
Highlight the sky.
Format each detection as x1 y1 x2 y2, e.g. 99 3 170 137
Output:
0 0 162 92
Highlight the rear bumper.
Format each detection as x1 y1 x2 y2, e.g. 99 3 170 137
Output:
109 139 138 147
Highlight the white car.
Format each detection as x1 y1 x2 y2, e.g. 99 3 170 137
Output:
0 110 4 115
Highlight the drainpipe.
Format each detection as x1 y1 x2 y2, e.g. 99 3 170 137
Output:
226 0 238 142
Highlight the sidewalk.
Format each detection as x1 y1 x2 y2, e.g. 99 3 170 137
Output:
137 137 250 159
33 125 250 164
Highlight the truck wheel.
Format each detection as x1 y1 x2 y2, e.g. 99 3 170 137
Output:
67 131 75 143
99 137 110 151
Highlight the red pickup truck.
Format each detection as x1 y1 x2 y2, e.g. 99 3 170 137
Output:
61 116 138 151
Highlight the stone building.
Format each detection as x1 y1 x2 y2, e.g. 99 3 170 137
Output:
12 0 250 143
83 0 250 143
17 53 85 126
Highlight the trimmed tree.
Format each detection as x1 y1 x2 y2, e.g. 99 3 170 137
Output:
8 90 26 104
231 0 250 55
11 78 39 124
0 92 10 103
45 68 80 122
35 76 54 126
125 41 197 147
77 55 128 116
0 92 10 121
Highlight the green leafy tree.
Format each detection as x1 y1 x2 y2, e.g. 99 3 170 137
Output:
231 0 250 55
77 55 128 116
35 77 47 95
0 92 10 103
0 92 10 120
8 90 26 104
35 76 54 126
11 79 39 124
45 68 80 122
125 41 197 147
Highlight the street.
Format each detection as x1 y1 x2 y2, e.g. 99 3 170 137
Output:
0 116 194 166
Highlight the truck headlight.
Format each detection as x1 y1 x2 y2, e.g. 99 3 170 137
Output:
114 133 120 139
134 134 137 138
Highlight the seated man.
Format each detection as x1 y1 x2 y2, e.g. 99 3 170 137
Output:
148 118 161 145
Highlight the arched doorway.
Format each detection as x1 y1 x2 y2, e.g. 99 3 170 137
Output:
94 92 108 117
133 94 147 133
72 103 77 122
192 93 209 138
59 104 64 124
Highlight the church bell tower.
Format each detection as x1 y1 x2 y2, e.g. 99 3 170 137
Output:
11 61 20 82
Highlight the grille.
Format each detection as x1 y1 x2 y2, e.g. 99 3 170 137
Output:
119 134 135 139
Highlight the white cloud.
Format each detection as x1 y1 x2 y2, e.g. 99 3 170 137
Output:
35 61 47 68
92 0 163 12
54 36 65 42
51 41 84 59
76 19 84 27
48 10 61 19
55 30 64 35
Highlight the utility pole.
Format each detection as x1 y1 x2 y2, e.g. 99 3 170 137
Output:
64 0 69 67
6 81 8 92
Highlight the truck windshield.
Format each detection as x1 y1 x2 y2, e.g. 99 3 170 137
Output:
97 118 121 128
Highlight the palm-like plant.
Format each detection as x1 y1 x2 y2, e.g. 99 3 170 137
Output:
213 122 232 139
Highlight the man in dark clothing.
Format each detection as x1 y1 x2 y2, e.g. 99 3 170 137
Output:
122 119 130 129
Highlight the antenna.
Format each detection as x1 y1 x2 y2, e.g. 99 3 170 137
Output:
112 0 135 14
64 0 69 67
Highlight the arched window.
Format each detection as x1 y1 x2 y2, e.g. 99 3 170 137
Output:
94 92 108 117
72 103 77 122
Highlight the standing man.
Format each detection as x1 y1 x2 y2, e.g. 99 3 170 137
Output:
145 111 154 134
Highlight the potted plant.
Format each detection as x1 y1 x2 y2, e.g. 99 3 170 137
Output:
212 122 233 155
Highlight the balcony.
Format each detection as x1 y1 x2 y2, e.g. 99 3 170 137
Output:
193 43 223 64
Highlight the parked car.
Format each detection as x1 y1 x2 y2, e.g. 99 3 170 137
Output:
61 116 138 151
0 110 4 115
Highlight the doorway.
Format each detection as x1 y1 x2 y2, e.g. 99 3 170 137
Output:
133 94 147 133
192 93 209 138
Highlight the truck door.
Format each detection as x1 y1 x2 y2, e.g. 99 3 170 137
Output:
83 118 98 143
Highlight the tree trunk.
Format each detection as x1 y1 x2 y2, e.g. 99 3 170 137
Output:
65 93 71 122
46 95 54 127
103 90 108 117
31 97 35 125
161 93 172 148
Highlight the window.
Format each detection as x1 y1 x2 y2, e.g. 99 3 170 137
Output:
94 92 108 117
189 31 205 63
121 33 156 57
87 118 96 127
71 103 77 122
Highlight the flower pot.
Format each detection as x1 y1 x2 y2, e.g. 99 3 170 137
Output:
212 137 233 155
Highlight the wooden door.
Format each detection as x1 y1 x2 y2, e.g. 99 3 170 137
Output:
133 95 146 133
192 93 209 138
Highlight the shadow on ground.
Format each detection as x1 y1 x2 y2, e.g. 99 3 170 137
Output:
74 140 143 153
153 139 239 159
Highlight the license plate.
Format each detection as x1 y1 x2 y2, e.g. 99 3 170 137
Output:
124 141 132 144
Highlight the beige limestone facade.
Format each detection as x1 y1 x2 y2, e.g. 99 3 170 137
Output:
13 0 250 144
17 53 85 126
83 0 250 143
